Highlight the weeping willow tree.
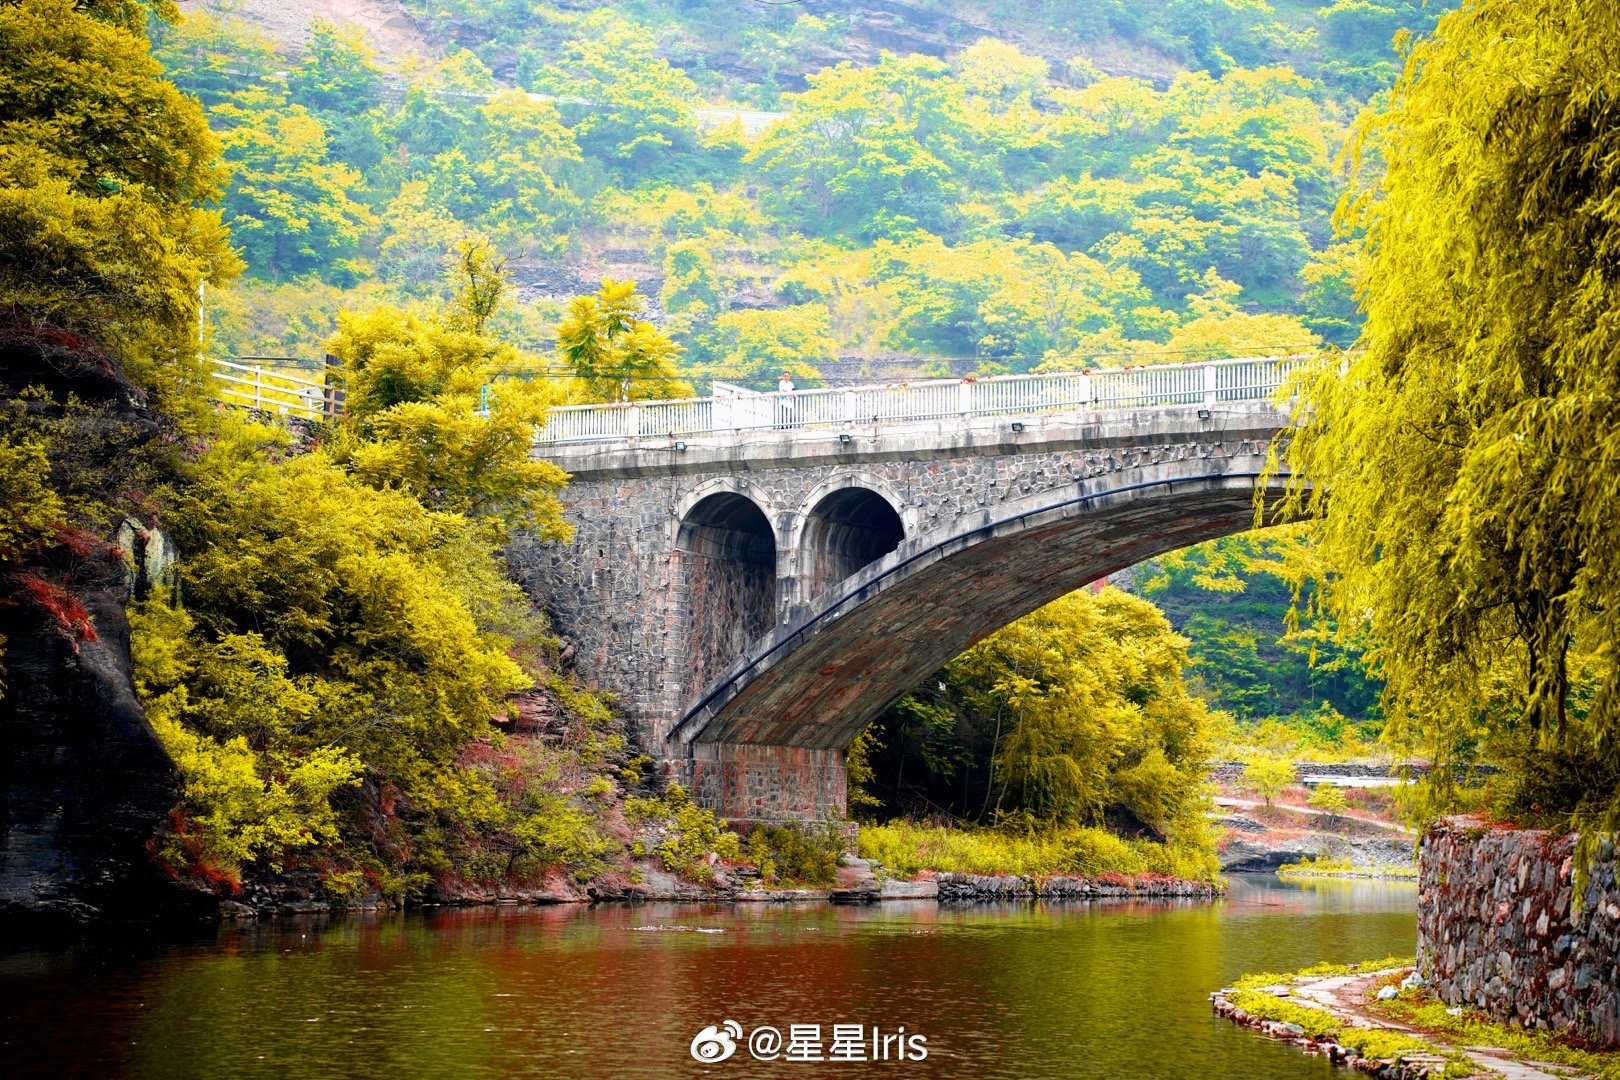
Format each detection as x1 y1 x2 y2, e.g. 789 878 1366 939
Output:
1282 0 1620 852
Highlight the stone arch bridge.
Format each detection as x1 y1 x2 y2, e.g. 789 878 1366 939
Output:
518 359 1300 821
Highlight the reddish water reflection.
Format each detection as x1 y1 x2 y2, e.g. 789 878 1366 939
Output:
0 875 1414 1079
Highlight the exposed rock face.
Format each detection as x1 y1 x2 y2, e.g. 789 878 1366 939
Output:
1418 818 1620 1048
1216 828 1410 873
0 543 193 928
0 325 202 929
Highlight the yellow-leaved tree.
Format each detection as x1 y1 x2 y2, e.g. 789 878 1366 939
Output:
557 278 691 402
0 0 240 406
1283 0 1620 853
131 252 588 892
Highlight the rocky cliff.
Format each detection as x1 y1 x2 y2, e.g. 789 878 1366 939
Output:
0 326 205 930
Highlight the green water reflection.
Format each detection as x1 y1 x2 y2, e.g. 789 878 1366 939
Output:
0 875 1414 1079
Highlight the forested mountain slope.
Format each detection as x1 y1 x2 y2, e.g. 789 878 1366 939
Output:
164 0 1456 384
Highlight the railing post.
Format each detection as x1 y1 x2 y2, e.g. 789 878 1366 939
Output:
1077 372 1091 409
1203 362 1218 405
253 365 263 411
626 403 640 439
324 352 344 417
958 378 974 416
844 388 856 424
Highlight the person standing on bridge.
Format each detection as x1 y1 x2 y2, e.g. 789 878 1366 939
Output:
776 370 796 429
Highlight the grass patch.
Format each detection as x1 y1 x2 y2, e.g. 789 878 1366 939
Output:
1231 955 1413 992
1226 989 1346 1039
1278 855 1417 880
858 820 1220 882
1225 985 1454 1073
1377 993 1620 1080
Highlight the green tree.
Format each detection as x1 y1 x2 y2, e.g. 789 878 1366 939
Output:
469 91 581 250
862 587 1213 839
701 305 834 388
151 10 279 110
0 0 238 400
747 53 977 241
213 93 375 281
390 50 497 162
1283 0 1620 845
375 181 474 291
556 279 690 402
533 13 700 173
287 20 383 117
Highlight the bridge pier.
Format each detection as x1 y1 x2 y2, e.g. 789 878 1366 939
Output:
682 743 847 823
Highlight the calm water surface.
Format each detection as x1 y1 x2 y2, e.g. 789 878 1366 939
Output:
0 875 1414 1079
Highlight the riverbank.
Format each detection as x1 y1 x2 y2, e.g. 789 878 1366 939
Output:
1212 960 1620 1079
216 864 1219 919
1279 857 1419 882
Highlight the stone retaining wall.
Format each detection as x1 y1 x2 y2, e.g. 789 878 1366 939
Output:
933 872 1219 901
1417 819 1619 1047
1207 760 1435 784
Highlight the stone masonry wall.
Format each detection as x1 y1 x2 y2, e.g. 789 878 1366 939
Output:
687 743 847 822
515 407 1287 817
516 429 1277 749
1418 819 1620 1047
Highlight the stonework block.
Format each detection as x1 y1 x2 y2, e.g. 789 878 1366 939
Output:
1419 820 1620 1047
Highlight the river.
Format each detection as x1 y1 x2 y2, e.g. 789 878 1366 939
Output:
0 875 1415 1078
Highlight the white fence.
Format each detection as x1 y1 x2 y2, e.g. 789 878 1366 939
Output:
209 359 341 420
535 355 1306 445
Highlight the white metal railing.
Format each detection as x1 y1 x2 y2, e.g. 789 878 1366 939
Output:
209 358 342 420
535 354 1307 445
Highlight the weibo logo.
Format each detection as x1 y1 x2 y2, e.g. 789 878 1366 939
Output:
690 1020 743 1062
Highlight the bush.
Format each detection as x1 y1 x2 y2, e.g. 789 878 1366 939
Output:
1306 784 1349 819
857 820 1220 882
746 822 843 887
624 784 741 883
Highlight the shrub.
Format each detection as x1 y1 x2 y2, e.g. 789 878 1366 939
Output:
625 784 741 883
746 822 842 887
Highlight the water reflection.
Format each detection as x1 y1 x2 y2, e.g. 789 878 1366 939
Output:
0 875 1415 1079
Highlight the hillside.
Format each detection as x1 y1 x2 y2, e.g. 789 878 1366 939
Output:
178 0 435 66
158 0 1458 384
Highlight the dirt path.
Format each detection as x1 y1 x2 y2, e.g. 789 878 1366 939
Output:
1215 795 1417 835
1223 970 1593 1079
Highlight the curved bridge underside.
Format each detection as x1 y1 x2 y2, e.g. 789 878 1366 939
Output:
676 465 1292 755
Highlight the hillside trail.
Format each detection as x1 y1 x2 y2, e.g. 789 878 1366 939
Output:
1214 795 1417 836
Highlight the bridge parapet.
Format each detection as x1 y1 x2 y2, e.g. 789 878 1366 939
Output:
535 354 1307 447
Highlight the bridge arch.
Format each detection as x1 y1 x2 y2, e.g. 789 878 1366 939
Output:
788 477 909 609
675 462 1292 817
674 485 780 693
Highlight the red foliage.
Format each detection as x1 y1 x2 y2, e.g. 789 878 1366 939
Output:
52 523 121 559
30 323 93 353
15 572 97 645
160 810 242 894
